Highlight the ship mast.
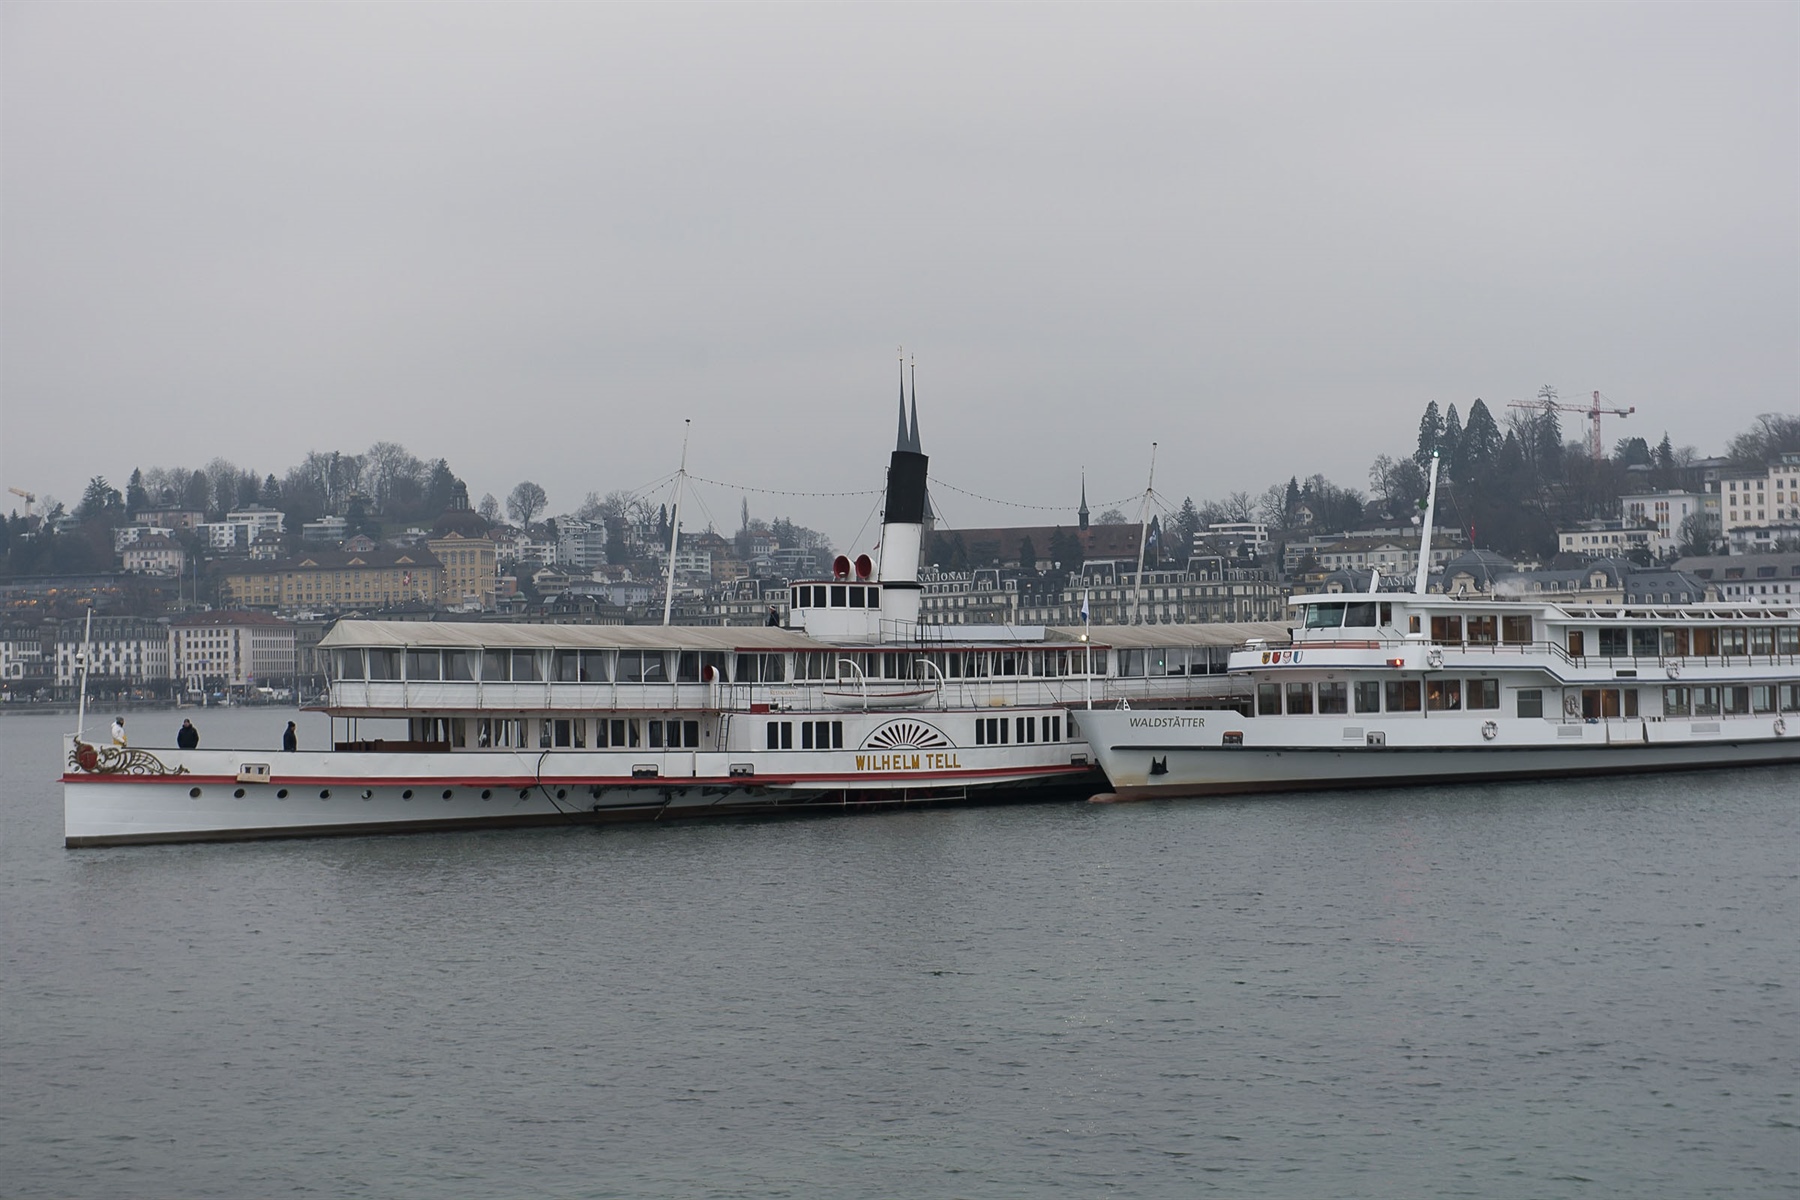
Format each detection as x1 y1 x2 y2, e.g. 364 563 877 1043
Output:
1129 442 1158 624
660 419 691 627
1413 450 1440 595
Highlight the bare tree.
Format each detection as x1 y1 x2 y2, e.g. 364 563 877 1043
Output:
507 480 548 526
478 493 500 524
1220 491 1256 522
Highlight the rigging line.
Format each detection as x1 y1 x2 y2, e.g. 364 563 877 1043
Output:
931 477 1141 514
684 472 881 499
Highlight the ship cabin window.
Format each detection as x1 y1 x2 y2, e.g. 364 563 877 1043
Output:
1384 680 1422 712
1465 615 1497 645
539 720 552 748
481 650 509 681
368 649 401 680
1045 714 1063 742
1662 628 1690 656
546 718 585 748
510 650 542 682
1467 679 1500 710
974 717 1010 745
1409 615 1422 634
1285 682 1313 714
1256 683 1280 715
1304 603 1346 629
1318 681 1348 714
596 719 640 748
1690 686 1721 716
1752 685 1777 713
1579 689 1637 719
1598 629 1629 658
1779 629 1800 655
1430 615 1461 644
1427 679 1461 711
554 650 610 682
1343 602 1377 628
801 720 842 750
830 585 846 607
1721 628 1748 656
996 652 1018 677
476 718 521 748
1750 628 1775 656
1662 687 1688 716
1690 628 1719 656
1117 650 1146 677
1631 628 1660 657
1723 686 1750 715
734 653 785 683
1501 615 1533 644
650 721 700 749
766 721 793 749
1567 631 1585 658
675 651 728 683
1516 689 1544 718
405 650 441 681
1379 602 1393 626
618 651 669 683
445 649 476 681
1016 716 1036 743
334 650 365 680
1354 681 1381 713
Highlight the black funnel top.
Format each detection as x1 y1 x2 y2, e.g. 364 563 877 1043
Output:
884 450 929 525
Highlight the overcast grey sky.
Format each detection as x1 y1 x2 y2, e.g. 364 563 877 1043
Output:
3 2 1795 549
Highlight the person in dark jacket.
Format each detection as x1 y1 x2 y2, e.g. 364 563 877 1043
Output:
282 721 298 752
176 719 199 749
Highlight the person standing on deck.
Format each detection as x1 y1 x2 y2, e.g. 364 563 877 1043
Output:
282 721 298 752
111 717 126 747
176 719 199 749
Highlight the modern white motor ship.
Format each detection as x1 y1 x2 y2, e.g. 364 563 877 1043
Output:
63 406 1279 846
1081 456 1800 800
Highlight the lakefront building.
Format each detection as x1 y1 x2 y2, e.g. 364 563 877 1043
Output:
219 539 446 613
168 611 298 693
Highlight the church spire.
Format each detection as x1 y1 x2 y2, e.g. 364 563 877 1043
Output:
1079 469 1090 531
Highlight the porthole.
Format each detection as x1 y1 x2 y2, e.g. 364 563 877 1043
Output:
519 789 530 800
555 788 567 800
402 789 413 800
480 789 491 800
189 786 202 798
442 789 453 800
363 789 374 800
277 788 289 799
233 788 245 799
319 789 331 799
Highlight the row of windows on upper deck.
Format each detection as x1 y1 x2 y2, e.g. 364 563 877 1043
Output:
1299 602 1393 630
333 648 784 684
792 584 881 610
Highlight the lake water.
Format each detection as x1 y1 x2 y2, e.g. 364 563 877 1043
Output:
3 707 1795 1197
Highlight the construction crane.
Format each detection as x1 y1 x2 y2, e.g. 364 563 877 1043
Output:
7 486 35 517
1506 389 1635 462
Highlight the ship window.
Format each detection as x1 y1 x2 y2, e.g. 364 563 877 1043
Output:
1285 683 1313 714
1317 681 1348 714
1721 628 1748 656
648 721 663 748
1724 686 1750 715
1623 689 1638 717
405 650 441 681
1662 628 1690 656
766 721 792 750
1384 680 1422 712
1046 715 1062 742
1427 679 1461 711
1467 679 1499 710
1598 629 1628 658
1691 686 1720 716
368 649 401 680
445 649 476 681
1343 602 1377 628
1517 689 1544 718
1567 631 1585 657
511 650 542 682
1017 716 1036 743
1256 683 1280 715
334 650 365 680
1118 650 1145 677
1691 629 1718 656
1409 615 1421 634
1501 615 1532 645
1466 615 1497 644
540 720 553 748
1751 628 1775 655
552 719 572 747
1631 628 1660 657
481 649 509 681
1430 615 1462 643
830 585 846 607
1304 603 1346 629
1353 681 1381 713
1778 629 1799 655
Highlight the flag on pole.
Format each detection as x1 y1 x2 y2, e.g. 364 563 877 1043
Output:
1081 589 1090 624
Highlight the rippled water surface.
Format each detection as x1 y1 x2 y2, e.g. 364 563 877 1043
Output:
4 708 1796 1197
